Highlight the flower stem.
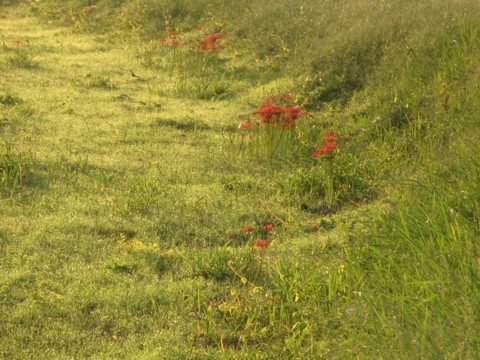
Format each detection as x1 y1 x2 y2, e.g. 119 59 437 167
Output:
326 159 334 208
170 47 176 79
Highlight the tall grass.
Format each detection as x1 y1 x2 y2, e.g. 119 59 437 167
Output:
343 152 480 357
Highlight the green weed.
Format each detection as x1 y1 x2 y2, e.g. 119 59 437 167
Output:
71 73 116 90
0 93 22 106
187 73 233 100
6 49 38 69
0 144 26 194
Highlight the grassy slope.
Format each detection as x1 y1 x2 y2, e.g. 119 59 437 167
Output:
0 9 346 360
1 1 480 359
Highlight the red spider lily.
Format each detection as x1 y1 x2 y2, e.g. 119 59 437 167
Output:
159 37 168 43
285 105 302 123
242 226 254 234
320 142 337 154
311 131 339 160
14 39 25 45
198 34 224 51
319 144 336 160
82 7 91 15
312 131 341 207
323 131 338 144
264 224 273 232
238 122 251 129
254 240 269 248
168 31 177 37
253 102 302 127
170 40 180 47
252 102 284 123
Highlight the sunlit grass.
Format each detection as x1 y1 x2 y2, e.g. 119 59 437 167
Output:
1 1 480 358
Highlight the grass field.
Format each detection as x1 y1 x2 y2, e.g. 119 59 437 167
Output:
1 1 480 358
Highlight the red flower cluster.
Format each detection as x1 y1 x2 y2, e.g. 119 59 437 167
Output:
241 224 274 248
311 131 339 160
14 39 25 45
254 240 269 248
198 34 225 51
253 101 302 128
323 131 338 143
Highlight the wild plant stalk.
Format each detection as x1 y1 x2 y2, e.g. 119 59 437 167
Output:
325 157 334 207
263 123 295 157
0 145 26 194
170 45 177 79
159 32 179 79
236 124 252 155
251 96 302 158
311 131 339 208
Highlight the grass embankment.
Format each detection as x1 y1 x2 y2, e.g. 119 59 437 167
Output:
1 1 480 358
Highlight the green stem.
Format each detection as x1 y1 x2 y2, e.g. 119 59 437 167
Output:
326 159 334 208
170 47 176 79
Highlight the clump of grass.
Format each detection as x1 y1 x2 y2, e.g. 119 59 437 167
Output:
0 93 22 106
6 49 39 69
0 144 26 194
152 117 210 132
71 73 116 90
194 247 239 282
0 94 35 135
0 92 23 125
186 73 233 100
236 94 303 158
172 33 232 100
